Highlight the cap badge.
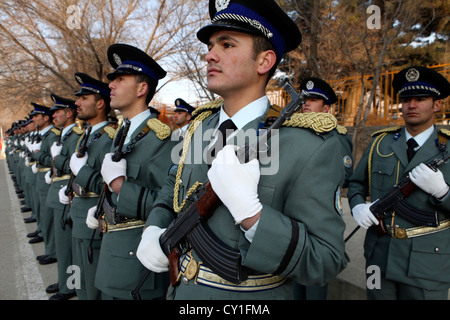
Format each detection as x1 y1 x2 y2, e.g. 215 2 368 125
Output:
75 75 83 84
113 53 122 66
306 81 314 90
406 68 420 82
216 0 230 12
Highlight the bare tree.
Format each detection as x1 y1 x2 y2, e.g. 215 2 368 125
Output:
330 0 434 157
0 0 206 128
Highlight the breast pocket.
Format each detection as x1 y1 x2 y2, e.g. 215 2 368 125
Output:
258 183 276 207
371 161 397 196
127 162 141 182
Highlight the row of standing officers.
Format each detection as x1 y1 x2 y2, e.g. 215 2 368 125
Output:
4 0 450 300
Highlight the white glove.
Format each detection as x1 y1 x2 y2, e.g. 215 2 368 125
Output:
45 171 52 184
207 145 262 224
409 163 449 199
58 185 69 205
31 163 37 174
30 141 41 152
70 152 88 176
352 202 379 229
50 142 63 158
136 226 169 273
101 153 127 187
86 206 99 229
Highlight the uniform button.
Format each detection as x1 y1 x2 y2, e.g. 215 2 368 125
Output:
182 276 189 285
129 251 135 256
435 247 440 253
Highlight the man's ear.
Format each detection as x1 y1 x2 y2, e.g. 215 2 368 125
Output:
137 81 149 99
257 50 277 76
96 98 105 111
433 99 442 113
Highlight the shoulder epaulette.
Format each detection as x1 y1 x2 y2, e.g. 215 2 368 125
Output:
147 118 171 140
50 128 61 136
336 125 348 135
371 126 402 137
72 126 84 135
191 99 223 118
439 128 450 138
103 126 117 139
282 112 337 133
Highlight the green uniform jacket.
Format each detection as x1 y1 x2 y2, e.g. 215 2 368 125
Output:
46 126 83 209
334 126 354 188
71 124 115 239
348 126 450 291
32 127 60 195
95 113 176 299
147 105 347 299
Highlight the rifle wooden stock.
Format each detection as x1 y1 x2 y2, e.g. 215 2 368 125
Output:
168 250 180 286
196 182 221 218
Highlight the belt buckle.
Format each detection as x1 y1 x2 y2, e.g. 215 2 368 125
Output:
184 257 198 281
394 226 407 239
180 252 199 285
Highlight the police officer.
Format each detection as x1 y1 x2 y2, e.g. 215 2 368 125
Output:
172 98 195 141
348 66 450 299
87 44 176 300
295 77 354 300
29 104 59 251
300 77 353 188
63 72 115 300
137 0 347 299
44 93 81 299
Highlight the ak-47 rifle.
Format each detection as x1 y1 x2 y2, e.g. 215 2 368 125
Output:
345 153 450 243
35 125 41 143
86 118 131 263
157 81 306 287
51 127 64 178
60 124 92 230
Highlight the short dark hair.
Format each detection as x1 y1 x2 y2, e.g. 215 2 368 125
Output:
135 74 157 105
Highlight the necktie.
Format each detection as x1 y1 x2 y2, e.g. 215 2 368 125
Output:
208 119 237 161
407 138 418 162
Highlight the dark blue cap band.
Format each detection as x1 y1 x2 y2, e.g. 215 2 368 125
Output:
213 3 286 60
399 81 441 97
80 83 110 98
306 88 332 105
117 60 160 81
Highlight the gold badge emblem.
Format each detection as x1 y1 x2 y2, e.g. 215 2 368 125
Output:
184 258 198 280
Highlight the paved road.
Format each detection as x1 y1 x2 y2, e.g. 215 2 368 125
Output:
0 159 61 300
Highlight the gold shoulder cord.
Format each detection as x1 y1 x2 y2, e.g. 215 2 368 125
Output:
368 133 387 195
283 112 337 133
368 132 399 195
173 110 213 213
368 132 400 227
